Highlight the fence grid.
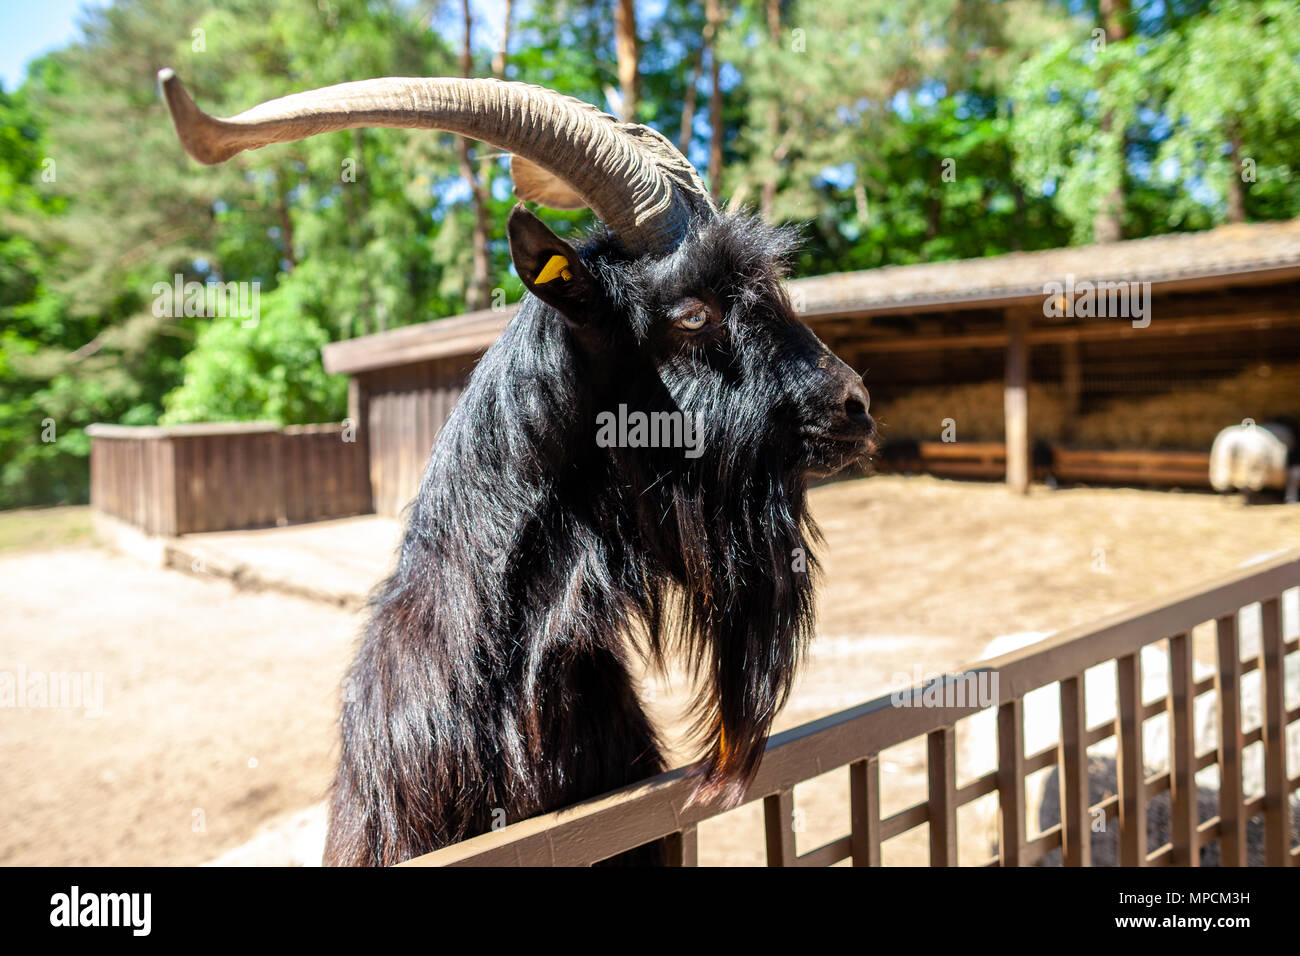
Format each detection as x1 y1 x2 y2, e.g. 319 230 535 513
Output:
406 549 1300 867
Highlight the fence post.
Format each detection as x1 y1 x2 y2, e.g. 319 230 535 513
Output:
1215 614 1246 866
849 756 881 866
1117 651 1146 865
664 825 698 867
997 699 1025 865
928 727 958 866
1259 598 1289 866
1168 632 1199 866
1059 675 1091 866
764 790 797 867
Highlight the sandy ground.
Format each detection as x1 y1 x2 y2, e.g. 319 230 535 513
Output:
2 477 1297 866
0 545 361 866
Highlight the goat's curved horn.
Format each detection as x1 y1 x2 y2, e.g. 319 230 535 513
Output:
157 68 713 257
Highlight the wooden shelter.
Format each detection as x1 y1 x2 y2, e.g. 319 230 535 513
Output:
323 219 1300 516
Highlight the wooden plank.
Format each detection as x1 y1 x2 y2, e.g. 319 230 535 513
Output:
1169 632 1199 865
997 699 1025 866
1052 448 1212 469
906 442 1212 489
322 430 341 519
88 437 101 516
796 835 852 867
917 441 1007 461
763 790 797 867
1023 826 1064 865
810 310 1300 354
1061 335 1081 418
1117 652 1147 866
1059 675 1091 866
169 436 186 534
1260 598 1291 867
1004 308 1030 494
85 421 279 439
212 435 232 531
663 825 698 867
881 802 930 840
321 307 515 375
349 378 373 515
289 428 308 524
160 434 178 536
1216 614 1247 866
192 437 211 532
225 432 244 531
849 757 881 866
262 431 281 526
928 727 958 866
955 770 1000 805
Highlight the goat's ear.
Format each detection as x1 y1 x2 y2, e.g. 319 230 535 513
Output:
507 204 598 325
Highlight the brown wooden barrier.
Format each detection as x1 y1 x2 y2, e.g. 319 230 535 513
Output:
1052 448 1212 489
87 422 371 535
407 550 1300 866
877 442 1213 489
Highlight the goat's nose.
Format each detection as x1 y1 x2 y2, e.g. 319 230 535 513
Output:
843 381 871 427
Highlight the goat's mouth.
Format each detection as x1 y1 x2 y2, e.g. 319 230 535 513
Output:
799 421 877 478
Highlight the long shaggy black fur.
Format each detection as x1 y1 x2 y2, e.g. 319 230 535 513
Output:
324 210 873 866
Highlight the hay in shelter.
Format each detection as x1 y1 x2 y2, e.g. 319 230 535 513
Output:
875 363 1299 450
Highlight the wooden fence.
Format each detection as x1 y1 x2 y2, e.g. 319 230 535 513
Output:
87 422 371 535
408 549 1300 866
878 441 1213 489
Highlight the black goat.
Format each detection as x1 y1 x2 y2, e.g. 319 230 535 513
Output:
158 71 875 865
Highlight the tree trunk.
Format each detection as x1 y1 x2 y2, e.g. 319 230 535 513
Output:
614 0 639 122
1226 130 1246 223
759 0 782 219
491 0 514 77
706 0 724 201
1093 0 1128 244
458 0 492 311
679 45 703 154
276 173 297 271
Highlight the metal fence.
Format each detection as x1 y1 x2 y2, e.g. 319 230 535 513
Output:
407 549 1300 866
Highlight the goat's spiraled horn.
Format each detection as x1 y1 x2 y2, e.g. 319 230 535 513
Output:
157 68 714 257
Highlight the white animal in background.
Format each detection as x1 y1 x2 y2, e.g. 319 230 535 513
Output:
1209 420 1298 502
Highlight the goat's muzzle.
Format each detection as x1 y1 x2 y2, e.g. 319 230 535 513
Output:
799 363 876 478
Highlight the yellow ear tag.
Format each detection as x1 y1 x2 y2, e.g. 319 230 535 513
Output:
534 254 573 284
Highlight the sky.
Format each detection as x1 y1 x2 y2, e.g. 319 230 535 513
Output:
0 0 522 92
0 0 105 90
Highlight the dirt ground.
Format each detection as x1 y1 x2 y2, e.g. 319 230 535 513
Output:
1 477 1297 866
0 539 362 866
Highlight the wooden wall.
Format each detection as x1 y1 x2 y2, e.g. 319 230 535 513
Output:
819 283 1300 405
359 355 475 517
88 422 371 535
348 279 1300 511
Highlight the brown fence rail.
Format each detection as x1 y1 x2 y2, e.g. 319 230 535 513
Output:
408 550 1300 866
877 442 1213 489
87 422 371 535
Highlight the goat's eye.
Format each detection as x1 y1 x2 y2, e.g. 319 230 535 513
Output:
671 298 719 333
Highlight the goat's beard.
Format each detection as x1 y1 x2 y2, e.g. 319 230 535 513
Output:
622 444 820 809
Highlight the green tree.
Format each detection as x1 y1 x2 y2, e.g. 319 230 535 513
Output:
1156 0 1300 224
